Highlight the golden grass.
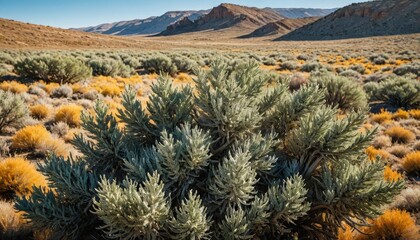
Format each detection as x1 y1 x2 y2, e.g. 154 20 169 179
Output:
370 109 392 124
11 125 51 151
383 165 403 182
55 104 83 127
392 109 410 120
408 109 420 120
30 104 50 120
401 151 420 175
385 126 415 144
0 200 25 235
366 146 390 161
0 157 47 197
0 81 28 94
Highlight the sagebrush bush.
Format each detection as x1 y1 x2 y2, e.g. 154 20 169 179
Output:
51 84 73 98
0 157 47 198
401 151 420 176
370 77 420 110
311 72 367 111
54 104 83 127
393 62 420 76
16 60 403 240
15 56 92 84
143 54 178 76
0 90 28 132
385 126 415 143
279 61 297 70
88 58 133 77
30 104 50 120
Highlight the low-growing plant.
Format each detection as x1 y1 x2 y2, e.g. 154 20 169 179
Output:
51 84 73 98
0 81 28 94
366 146 390 160
0 90 28 132
55 104 83 127
393 62 420 77
279 61 297 70
401 151 420 176
388 145 410 158
15 60 403 240
383 165 403 182
143 54 178 76
88 58 133 77
392 109 410 119
0 200 28 239
370 109 392 124
390 186 420 212
385 126 415 144
0 157 47 198
11 125 51 151
30 104 50 120
370 77 420 110
15 56 92 84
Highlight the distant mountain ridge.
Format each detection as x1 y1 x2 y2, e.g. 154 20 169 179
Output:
75 5 335 36
278 0 420 40
158 3 284 36
73 10 209 35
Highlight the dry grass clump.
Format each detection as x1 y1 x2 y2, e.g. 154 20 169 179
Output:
174 73 192 83
372 135 392 149
11 125 68 157
383 165 403 182
11 125 51 151
366 146 390 161
0 157 47 198
388 145 410 158
100 85 121 97
0 81 28 94
50 122 69 138
371 109 392 124
30 104 50 120
390 186 420 212
408 109 420 120
392 109 410 120
55 104 83 127
385 126 415 144
357 210 419 240
401 151 420 175
0 200 26 238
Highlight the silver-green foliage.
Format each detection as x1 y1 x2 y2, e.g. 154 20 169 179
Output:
0 90 28 132
16 59 404 240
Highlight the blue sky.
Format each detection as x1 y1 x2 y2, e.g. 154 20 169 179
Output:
0 0 361 28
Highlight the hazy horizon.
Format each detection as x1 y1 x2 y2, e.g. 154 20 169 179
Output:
0 0 362 29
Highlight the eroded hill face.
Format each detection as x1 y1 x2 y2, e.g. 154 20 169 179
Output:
159 3 284 36
278 0 420 40
242 17 320 38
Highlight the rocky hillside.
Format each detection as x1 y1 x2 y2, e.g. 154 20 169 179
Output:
74 10 209 35
158 3 284 36
241 17 320 38
0 18 150 49
278 0 420 40
271 8 336 18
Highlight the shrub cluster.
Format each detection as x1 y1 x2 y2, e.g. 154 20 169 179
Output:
88 58 133 77
0 90 28 132
15 56 92 84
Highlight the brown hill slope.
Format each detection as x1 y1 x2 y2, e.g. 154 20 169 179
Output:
0 18 151 49
278 0 420 40
241 17 320 38
158 3 284 36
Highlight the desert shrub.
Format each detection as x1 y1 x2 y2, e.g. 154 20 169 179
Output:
393 62 420 77
370 77 420 110
15 56 92 84
30 104 50 120
0 200 28 239
372 135 392 149
366 146 390 160
11 125 51 151
51 84 73 98
15 60 403 240
279 61 297 70
297 54 309 61
401 151 420 176
349 64 365 74
0 90 28 132
339 69 361 79
363 81 380 98
0 52 16 65
0 81 28 94
143 54 178 76
100 85 121 97
88 58 133 77
288 73 307 91
300 61 329 72
311 73 367 111
50 122 69 137
370 109 392 124
356 210 419 240
173 56 199 73
408 109 420 120
55 104 83 127
385 126 415 144
373 57 386 65
263 58 276 66
388 145 410 158
174 73 192 83
0 157 47 198
28 85 47 97
392 109 410 119
390 186 420 212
